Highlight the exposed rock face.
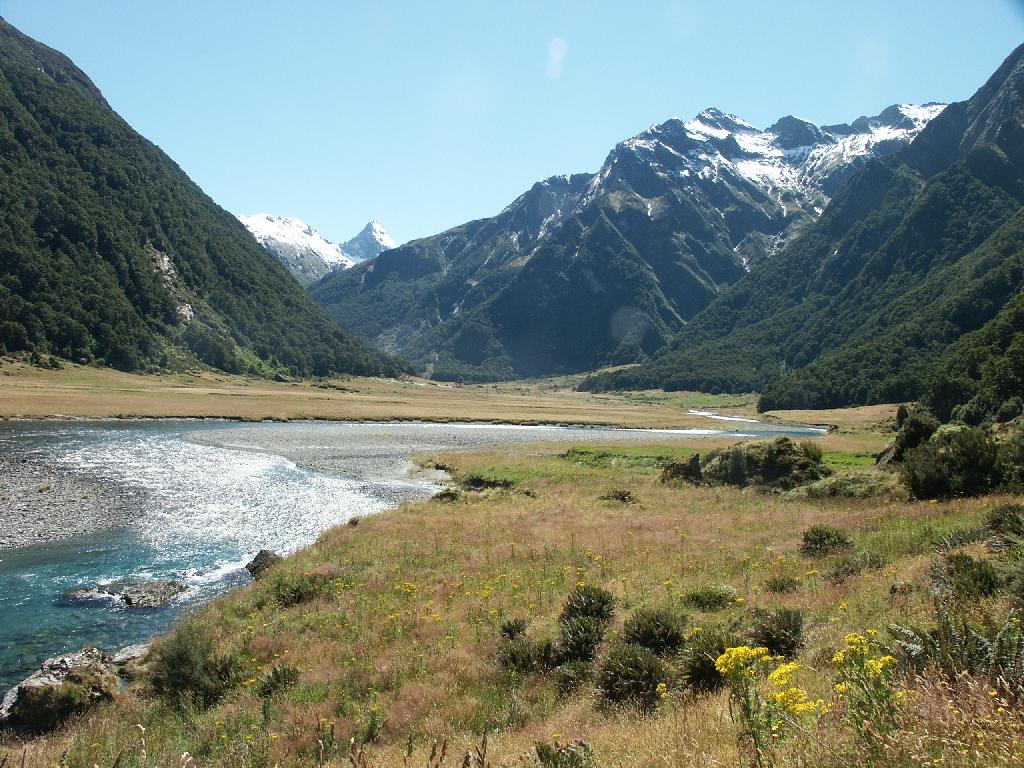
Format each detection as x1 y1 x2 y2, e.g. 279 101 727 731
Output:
109 643 150 665
120 580 188 608
0 648 118 732
245 549 283 579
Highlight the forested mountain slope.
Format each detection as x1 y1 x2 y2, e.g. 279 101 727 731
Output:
0 19 406 377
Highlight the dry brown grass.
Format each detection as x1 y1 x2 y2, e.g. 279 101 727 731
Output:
0 359 752 428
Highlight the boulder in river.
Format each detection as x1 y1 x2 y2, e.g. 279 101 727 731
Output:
120 580 188 608
245 549 283 579
0 648 118 732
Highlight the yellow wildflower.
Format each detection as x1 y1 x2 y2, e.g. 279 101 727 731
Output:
715 645 770 676
767 661 800 688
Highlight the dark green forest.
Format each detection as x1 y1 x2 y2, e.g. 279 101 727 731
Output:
0 19 407 378
582 43 1024 424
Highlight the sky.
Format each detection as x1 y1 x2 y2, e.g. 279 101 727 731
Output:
3 1 1023 245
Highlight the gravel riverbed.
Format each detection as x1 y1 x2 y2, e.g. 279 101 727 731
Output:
0 455 138 549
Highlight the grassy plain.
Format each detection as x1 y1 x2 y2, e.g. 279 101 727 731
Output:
0 358 759 429
3 386 1020 767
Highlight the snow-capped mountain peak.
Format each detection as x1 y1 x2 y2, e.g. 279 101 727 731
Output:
239 214 397 287
609 102 947 206
343 220 396 262
239 213 354 269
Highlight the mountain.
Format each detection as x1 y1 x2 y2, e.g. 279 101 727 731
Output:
238 215 396 288
342 220 396 263
0 19 408 378
311 102 943 380
582 44 1024 425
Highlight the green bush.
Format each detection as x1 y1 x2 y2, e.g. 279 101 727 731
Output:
269 570 334 607
621 607 686 656
749 609 805 659
999 427 1024 489
5 665 118 733
799 524 853 556
930 553 1002 600
148 622 241 709
257 663 298 698
682 584 740 611
560 585 615 627
763 574 800 594
985 503 1024 538
462 473 514 491
498 637 556 674
799 441 824 463
555 617 607 664
890 605 1024 694
499 618 528 641
901 426 1000 500
552 661 591 696
534 738 597 768
599 488 637 503
891 411 940 462
596 643 666 711
701 437 830 490
679 628 729 693
825 549 889 584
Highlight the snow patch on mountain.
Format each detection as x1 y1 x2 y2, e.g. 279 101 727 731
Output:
239 214 397 287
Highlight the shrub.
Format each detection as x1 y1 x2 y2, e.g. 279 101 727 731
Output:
901 426 1001 500
763 574 800 594
679 628 729 693
621 607 686 656
148 622 241 709
701 437 830 490
659 454 702 484
555 617 607 664
552 661 591 696
749 608 805 658
891 411 940 462
269 569 334 607
500 618 528 641
257 663 298 697
799 440 823 463
985 503 1024 538
534 738 597 768
682 584 740 611
930 553 1002 600
498 637 556 674
825 549 889 584
432 487 461 503
799 524 853 556
995 397 1023 423
890 605 1024 694
462 473 514 490
599 488 637 503
596 642 666 711
560 585 615 627
999 427 1024 490
5 665 118 733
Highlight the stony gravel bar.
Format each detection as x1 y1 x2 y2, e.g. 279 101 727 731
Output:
0 455 138 549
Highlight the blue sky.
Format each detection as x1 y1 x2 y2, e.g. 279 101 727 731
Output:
3 1 1023 244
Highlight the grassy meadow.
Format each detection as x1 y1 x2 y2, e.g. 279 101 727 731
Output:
0 357 755 428
3 398 1023 767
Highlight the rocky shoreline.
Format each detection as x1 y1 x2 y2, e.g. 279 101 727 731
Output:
0 455 139 549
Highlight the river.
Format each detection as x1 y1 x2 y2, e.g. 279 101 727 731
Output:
0 416 825 688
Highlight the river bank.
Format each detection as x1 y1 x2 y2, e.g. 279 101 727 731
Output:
0 455 139 550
